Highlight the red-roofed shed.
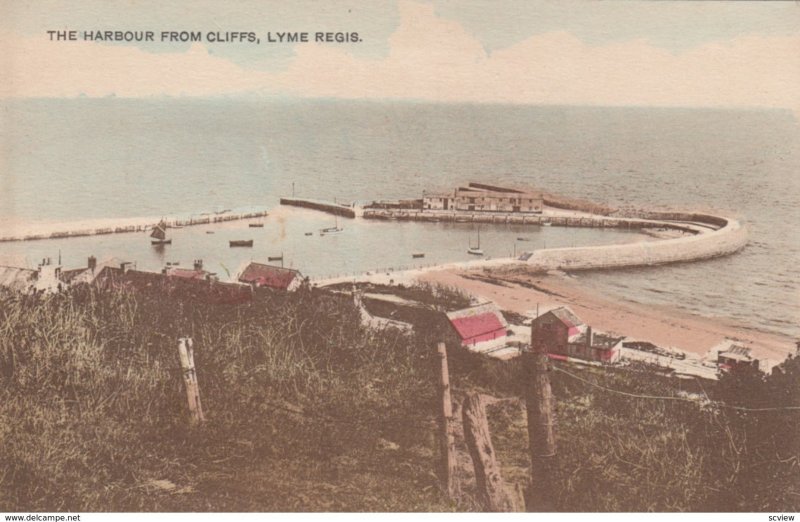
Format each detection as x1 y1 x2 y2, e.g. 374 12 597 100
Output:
446 303 509 347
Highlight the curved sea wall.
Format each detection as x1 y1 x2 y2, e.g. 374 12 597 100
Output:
524 216 747 271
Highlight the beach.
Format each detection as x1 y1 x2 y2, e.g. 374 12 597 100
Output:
418 266 797 364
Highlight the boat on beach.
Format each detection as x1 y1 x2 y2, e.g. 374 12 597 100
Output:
249 223 264 228
229 240 254 247
412 253 425 259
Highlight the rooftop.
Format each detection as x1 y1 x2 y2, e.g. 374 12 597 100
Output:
239 262 302 290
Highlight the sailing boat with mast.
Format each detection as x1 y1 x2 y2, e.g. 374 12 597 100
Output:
320 214 343 235
467 226 484 256
150 219 172 245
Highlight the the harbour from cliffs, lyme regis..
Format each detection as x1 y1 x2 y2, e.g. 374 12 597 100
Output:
1 98 798 338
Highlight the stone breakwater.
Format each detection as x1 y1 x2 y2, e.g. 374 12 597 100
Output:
523 215 747 271
279 197 356 218
317 214 746 289
354 208 747 274
0 209 270 243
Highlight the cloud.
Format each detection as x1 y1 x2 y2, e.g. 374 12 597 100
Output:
1 0 798 115
0 33 274 98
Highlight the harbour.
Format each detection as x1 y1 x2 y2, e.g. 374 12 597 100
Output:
1 99 798 339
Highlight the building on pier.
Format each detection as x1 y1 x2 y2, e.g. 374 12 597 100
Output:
422 182 543 213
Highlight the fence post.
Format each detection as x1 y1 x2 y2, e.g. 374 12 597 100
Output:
522 345 556 511
178 337 205 424
436 342 458 499
462 393 516 512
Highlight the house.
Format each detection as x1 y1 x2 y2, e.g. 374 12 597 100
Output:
446 303 509 347
0 258 68 294
0 265 38 293
61 256 129 286
238 262 303 291
163 259 216 282
422 191 455 211
714 340 760 372
422 182 543 214
531 306 621 363
64 256 250 304
92 264 251 304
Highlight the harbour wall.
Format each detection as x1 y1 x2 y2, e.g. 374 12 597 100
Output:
280 198 356 218
0 209 270 243
362 209 703 234
522 216 747 271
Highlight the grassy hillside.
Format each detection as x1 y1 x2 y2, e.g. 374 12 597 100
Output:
0 284 797 511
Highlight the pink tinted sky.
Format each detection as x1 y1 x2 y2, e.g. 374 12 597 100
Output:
1 0 798 115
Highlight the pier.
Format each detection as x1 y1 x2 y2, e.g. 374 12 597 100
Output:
362 208 706 235
0 208 271 243
280 197 356 218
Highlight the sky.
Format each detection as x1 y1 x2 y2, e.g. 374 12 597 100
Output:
1 0 798 113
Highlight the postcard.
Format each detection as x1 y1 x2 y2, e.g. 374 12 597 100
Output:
1 0 798 515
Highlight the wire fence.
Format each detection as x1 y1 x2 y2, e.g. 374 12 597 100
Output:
553 365 800 413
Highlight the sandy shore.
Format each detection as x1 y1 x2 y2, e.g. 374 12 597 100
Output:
418 267 796 363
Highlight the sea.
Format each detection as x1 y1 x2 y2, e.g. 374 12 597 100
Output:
1 99 798 338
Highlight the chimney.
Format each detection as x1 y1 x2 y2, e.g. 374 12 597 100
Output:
586 326 593 347
88 256 97 272
120 261 132 273
194 259 203 271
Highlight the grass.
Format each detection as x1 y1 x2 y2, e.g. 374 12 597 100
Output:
0 282 797 511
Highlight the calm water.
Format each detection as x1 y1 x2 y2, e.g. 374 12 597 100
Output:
1 99 798 337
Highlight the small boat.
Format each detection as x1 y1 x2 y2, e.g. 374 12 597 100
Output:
517 237 532 241
467 226 484 256
150 220 172 245
249 223 264 228
412 253 425 259
304 232 313 236
229 240 254 247
543 222 552 227
205 230 215 234
320 215 343 234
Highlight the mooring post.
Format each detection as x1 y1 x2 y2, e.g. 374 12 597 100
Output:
523 343 557 511
462 393 516 512
178 337 205 424
436 342 458 499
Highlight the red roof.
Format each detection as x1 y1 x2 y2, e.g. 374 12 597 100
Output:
239 262 300 290
450 311 506 341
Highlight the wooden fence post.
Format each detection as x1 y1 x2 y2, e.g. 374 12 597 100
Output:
462 393 516 512
178 337 205 424
436 342 458 499
523 346 556 511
